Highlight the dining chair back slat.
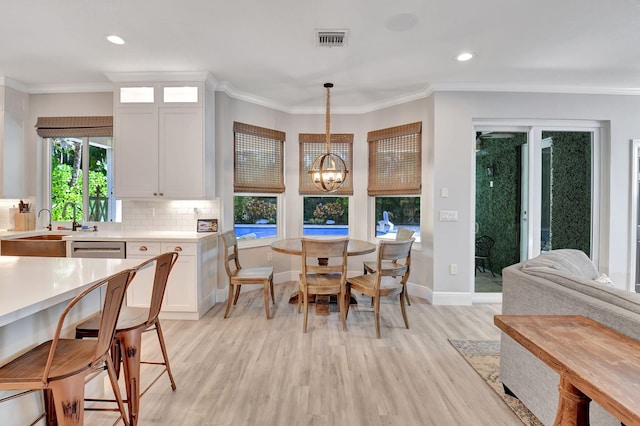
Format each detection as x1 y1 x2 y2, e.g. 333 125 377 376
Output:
299 238 349 333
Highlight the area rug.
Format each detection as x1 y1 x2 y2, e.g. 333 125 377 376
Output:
449 339 543 426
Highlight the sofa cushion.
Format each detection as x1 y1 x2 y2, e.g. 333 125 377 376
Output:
521 249 599 280
520 254 640 316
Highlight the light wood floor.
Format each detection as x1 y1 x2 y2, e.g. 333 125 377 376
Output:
85 282 520 425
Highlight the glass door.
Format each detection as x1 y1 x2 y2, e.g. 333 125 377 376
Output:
475 130 529 293
474 124 599 295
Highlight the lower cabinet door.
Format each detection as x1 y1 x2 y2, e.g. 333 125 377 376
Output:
162 242 197 312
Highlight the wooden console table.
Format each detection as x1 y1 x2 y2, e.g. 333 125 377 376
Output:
494 315 640 426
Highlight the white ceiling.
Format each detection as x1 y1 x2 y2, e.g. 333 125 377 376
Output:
2 0 640 113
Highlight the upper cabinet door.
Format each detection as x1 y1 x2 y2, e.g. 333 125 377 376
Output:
159 107 205 198
114 108 159 198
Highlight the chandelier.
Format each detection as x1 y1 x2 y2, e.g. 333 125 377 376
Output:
309 83 349 192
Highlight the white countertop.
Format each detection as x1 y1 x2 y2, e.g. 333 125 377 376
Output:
0 230 219 243
0 256 140 328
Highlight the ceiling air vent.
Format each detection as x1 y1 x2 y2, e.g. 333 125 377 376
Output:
316 30 348 47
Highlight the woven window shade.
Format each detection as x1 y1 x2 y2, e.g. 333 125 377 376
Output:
234 121 285 193
299 133 353 195
368 122 422 196
35 116 113 137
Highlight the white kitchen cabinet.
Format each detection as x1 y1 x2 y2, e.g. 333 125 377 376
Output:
0 85 27 198
113 76 215 199
125 236 218 320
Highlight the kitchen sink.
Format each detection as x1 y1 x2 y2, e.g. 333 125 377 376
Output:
1 234 69 257
16 234 68 241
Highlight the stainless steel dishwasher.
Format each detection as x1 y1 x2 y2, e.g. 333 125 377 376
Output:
69 241 126 258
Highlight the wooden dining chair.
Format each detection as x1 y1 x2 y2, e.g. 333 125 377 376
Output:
75 251 179 426
221 230 275 319
347 238 414 338
363 227 415 305
0 268 136 426
299 238 349 333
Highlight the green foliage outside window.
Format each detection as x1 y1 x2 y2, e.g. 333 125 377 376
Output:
51 138 108 222
304 197 348 225
234 196 277 224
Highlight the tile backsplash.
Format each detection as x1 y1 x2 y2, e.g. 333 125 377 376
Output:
0 198 220 232
122 199 221 232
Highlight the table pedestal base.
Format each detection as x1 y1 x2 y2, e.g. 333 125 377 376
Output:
288 291 357 315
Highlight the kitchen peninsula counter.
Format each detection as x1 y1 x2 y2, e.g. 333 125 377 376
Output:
0 256 140 328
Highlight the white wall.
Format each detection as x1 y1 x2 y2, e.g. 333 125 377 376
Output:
432 91 640 301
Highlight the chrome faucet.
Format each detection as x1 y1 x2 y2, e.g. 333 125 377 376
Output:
62 202 81 231
38 208 52 231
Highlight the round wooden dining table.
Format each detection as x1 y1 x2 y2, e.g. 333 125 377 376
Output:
270 237 376 258
271 237 376 314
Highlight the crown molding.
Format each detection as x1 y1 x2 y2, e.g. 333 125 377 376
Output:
219 81 435 115
24 83 113 94
0 77 30 93
430 82 640 96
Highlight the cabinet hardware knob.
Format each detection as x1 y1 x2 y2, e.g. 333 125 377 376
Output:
159 192 164 196
174 246 183 251
140 246 148 252
153 193 158 196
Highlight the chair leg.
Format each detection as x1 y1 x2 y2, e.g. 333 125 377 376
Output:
404 288 411 306
345 284 351 319
400 290 409 330
224 283 234 318
119 328 143 426
105 354 131 426
48 373 87 426
154 319 177 391
338 290 346 331
297 285 302 314
373 295 381 339
233 285 241 304
263 281 270 319
488 260 496 277
269 277 275 304
302 290 309 333
43 389 57 426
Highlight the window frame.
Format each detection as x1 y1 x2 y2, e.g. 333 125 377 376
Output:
234 193 283 248
43 136 119 224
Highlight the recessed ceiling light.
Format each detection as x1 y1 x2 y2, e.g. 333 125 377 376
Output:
107 35 125 45
457 52 473 62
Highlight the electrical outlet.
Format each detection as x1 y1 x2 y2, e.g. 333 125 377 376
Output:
449 264 458 275
267 251 273 261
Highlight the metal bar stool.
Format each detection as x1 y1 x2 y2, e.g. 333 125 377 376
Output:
75 252 179 426
0 268 136 426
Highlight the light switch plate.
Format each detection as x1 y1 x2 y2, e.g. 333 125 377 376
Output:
439 210 458 222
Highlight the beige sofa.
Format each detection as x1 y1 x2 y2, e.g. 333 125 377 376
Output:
500 249 640 425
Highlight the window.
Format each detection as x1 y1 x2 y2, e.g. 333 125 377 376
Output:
303 196 349 236
368 122 422 239
36 116 118 223
375 197 420 240
234 122 285 240
234 195 278 239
